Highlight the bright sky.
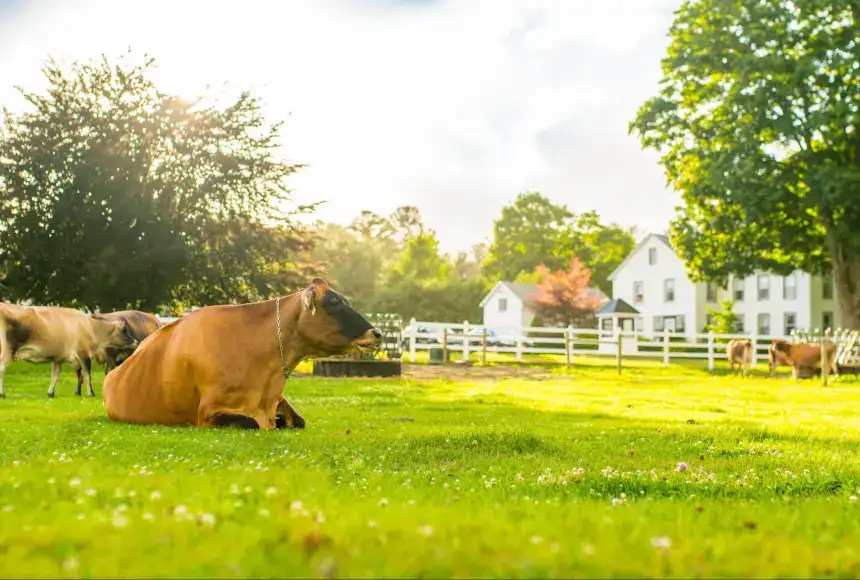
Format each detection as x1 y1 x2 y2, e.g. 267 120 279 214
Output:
0 0 683 254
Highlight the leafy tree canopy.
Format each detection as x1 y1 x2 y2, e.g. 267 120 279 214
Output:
0 51 315 311
630 0 860 327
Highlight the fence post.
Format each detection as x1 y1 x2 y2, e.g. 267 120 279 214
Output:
821 329 830 386
515 329 523 362
616 330 623 375
663 330 670 367
750 330 758 369
463 320 470 361
442 328 448 365
565 326 572 367
481 327 487 366
409 317 417 363
707 330 715 372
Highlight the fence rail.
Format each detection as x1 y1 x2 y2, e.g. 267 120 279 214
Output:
402 318 860 372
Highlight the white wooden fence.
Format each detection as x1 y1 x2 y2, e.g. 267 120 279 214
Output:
402 318 860 371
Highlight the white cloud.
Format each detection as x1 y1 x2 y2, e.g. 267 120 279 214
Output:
0 0 682 253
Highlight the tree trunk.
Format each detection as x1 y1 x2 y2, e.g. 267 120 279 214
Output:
828 235 860 330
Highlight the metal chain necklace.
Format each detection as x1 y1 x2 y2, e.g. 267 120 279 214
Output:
275 296 291 379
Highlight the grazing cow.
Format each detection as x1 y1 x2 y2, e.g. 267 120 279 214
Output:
103 278 382 430
726 338 753 376
0 304 138 398
89 310 162 374
768 339 839 379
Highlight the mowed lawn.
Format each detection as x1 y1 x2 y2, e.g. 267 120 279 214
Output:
1 358 860 578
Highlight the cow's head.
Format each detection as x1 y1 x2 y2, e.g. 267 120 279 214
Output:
92 316 138 351
297 277 382 356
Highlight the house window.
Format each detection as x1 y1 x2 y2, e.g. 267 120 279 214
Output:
633 281 644 303
757 274 770 300
823 311 833 330
732 315 745 333
664 317 676 333
784 312 797 335
706 283 718 302
733 277 744 301
783 273 797 300
706 313 714 329
757 313 770 336
675 316 686 332
649 248 657 265
653 316 664 333
635 316 643 332
664 279 675 302
601 318 613 331
822 277 833 300
498 298 507 313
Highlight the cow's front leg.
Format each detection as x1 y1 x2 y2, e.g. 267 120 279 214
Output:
275 395 305 429
0 354 10 399
47 361 62 398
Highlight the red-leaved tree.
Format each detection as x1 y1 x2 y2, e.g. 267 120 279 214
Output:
529 257 606 327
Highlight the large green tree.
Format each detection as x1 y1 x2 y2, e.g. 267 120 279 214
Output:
0 52 313 311
483 192 635 292
630 0 860 327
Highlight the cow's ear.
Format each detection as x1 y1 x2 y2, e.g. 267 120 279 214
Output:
301 285 317 316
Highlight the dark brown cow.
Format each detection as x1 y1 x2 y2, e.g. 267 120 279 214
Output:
726 338 753 376
90 310 162 374
103 278 382 429
0 303 137 398
768 339 839 379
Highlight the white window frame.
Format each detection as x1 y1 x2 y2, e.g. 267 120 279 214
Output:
757 274 770 301
733 277 745 301
633 281 644 303
757 313 770 335
784 312 797 335
783 273 797 300
498 297 507 313
664 279 675 303
649 248 657 265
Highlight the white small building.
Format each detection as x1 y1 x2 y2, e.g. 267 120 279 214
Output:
480 282 540 330
480 281 608 331
607 233 842 338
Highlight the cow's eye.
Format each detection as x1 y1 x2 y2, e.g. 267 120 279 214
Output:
329 297 344 312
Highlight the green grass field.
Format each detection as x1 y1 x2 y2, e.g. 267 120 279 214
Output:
1 357 860 578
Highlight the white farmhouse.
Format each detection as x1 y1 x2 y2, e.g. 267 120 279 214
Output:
480 281 608 330
607 233 841 338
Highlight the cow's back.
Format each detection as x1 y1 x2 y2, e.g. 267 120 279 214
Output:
103 305 269 426
8 306 92 360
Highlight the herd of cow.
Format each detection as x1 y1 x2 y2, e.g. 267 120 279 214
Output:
726 337 839 378
0 278 840 431
0 278 384 430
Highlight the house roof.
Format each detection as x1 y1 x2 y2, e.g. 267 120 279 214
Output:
607 232 676 282
479 281 539 308
595 298 639 316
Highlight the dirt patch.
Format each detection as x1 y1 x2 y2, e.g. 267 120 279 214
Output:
402 363 557 382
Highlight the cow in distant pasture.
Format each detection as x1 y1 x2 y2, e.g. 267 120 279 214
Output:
726 338 753 376
89 310 162 374
768 339 838 379
0 304 137 398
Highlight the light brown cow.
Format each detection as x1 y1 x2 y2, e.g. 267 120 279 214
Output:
0 304 138 398
768 339 839 379
103 278 382 430
726 338 753 376
90 310 162 375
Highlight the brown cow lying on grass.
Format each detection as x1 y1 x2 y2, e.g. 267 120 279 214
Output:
768 339 839 379
726 338 753 376
104 278 382 430
0 303 137 398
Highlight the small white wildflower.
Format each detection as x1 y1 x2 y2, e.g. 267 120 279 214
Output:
62 557 79 571
266 486 277 497
111 514 129 528
150 491 161 500
379 498 388 507
199 513 216 527
289 500 304 512
530 535 543 545
850 496 857 504
651 536 671 550
69 478 81 488
47 478 56 485
582 544 595 555
368 520 377 528
417 525 433 537
174 505 188 516
142 512 154 522
258 508 270 518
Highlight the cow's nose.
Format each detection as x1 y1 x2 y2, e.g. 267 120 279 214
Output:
371 329 383 341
